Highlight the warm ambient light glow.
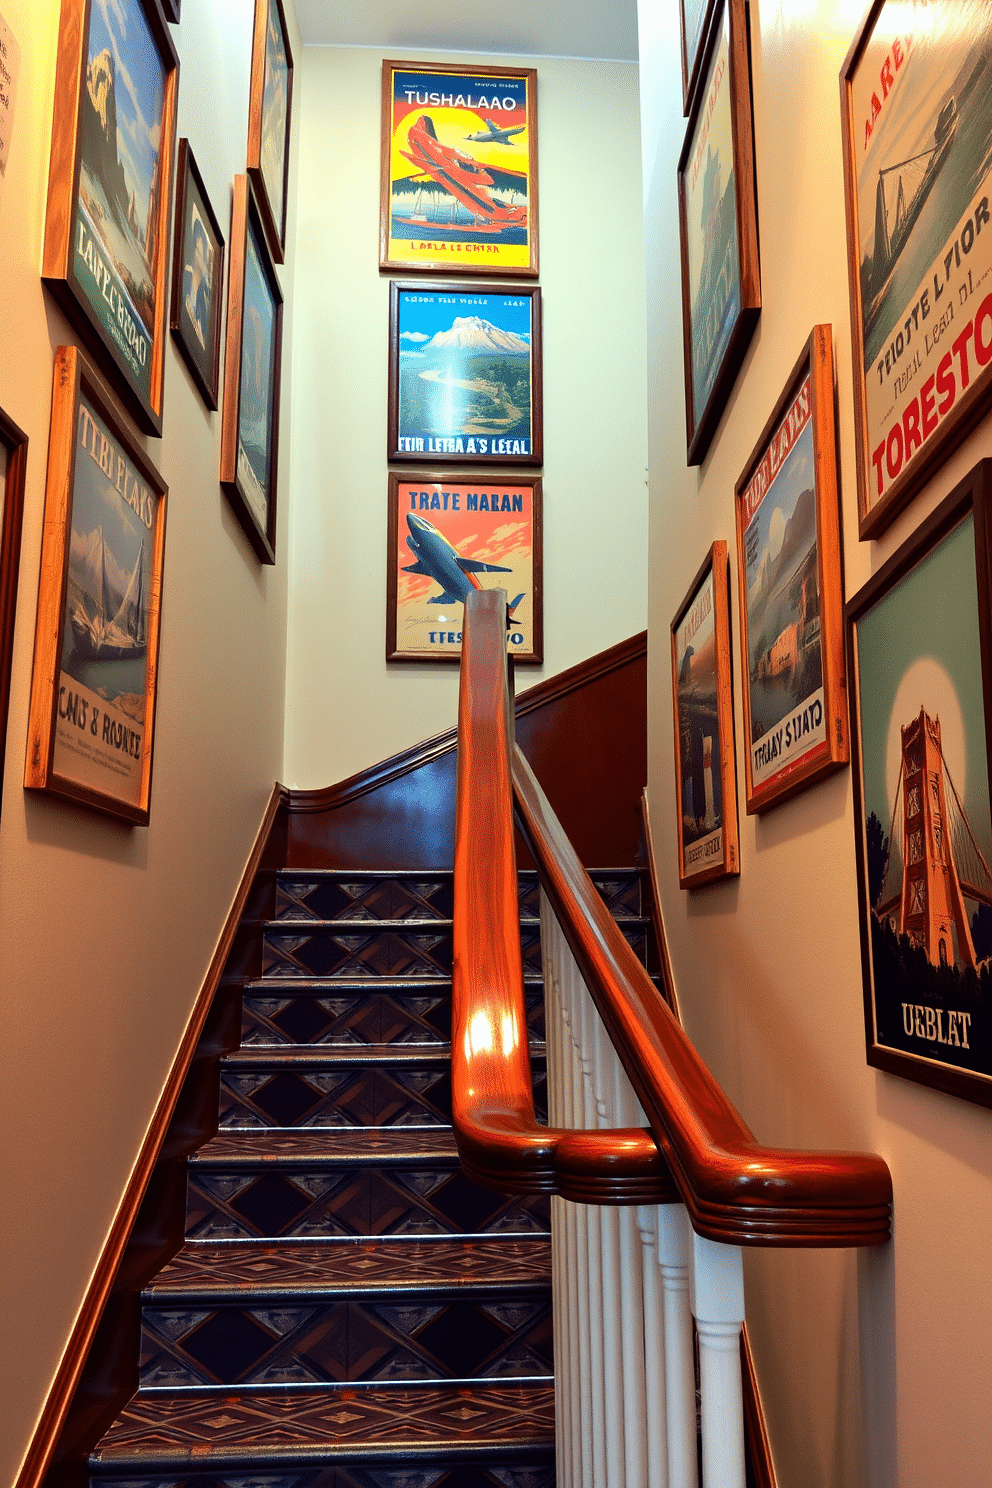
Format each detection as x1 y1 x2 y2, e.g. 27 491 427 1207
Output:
466 1010 494 1056
501 1012 519 1056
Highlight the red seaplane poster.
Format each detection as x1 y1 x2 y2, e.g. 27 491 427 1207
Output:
380 60 538 277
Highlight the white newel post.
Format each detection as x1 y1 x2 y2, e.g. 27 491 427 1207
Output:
657 1203 698 1488
691 1232 746 1488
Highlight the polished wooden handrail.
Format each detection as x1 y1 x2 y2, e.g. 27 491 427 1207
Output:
453 590 892 1245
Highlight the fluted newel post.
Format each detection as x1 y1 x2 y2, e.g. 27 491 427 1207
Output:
614 1073 648 1488
691 1233 746 1488
657 1203 698 1488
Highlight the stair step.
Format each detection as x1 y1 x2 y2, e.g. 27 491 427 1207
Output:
241 978 547 1047
216 1049 547 1130
145 1237 552 1300
139 1238 553 1388
261 922 460 981
88 1380 556 1471
186 1130 551 1240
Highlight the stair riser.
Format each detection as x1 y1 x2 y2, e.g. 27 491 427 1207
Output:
262 921 650 981
90 1458 556 1487
261 926 545 981
217 1066 548 1129
241 986 547 1047
139 1293 553 1386
186 1166 552 1240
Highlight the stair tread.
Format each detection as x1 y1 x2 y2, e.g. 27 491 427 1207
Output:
193 1126 462 1165
145 1236 551 1299
244 975 546 990
221 1045 545 1067
89 1380 556 1464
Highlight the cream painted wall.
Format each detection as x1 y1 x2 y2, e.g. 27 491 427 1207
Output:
0 2 299 1482
639 2 992 1485
282 46 648 787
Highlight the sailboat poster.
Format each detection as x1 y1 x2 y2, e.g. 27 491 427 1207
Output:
842 0 992 536
25 348 166 824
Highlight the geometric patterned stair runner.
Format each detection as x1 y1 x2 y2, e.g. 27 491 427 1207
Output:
88 868 658 1488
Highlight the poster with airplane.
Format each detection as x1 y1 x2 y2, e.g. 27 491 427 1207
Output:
380 60 538 277
387 473 543 663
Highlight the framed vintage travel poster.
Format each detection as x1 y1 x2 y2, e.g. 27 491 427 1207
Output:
24 347 166 825
380 60 538 278
247 0 293 264
169 140 225 411
678 0 760 467
387 472 543 663
0 404 28 820
734 326 849 814
847 460 992 1107
388 282 542 466
220 176 283 565
680 0 717 112
43 0 179 437
670 541 739 887
841 1 992 539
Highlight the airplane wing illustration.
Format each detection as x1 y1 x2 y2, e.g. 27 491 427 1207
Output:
457 558 512 574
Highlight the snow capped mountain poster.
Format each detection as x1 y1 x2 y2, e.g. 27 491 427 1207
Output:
389 284 542 465
380 60 538 278
43 0 178 434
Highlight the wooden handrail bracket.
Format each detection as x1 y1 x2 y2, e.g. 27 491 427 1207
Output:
453 590 892 1247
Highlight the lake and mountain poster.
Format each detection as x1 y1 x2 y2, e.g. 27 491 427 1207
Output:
391 287 540 464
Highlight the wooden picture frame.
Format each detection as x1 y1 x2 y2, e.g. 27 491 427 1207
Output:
734 326 849 813
160 0 179 21
840 1 992 540
387 471 543 664
680 0 718 113
388 281 542 466
380 59 538 279
169 139 225 411
220 175 283 565
24 346 166 824
0 405 28 819
42 0 179 437
247 0 294 265
847 458 992 1107
671 541 740 886
678 0 760 466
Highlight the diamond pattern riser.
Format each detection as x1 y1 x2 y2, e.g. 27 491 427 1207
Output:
186 1159 552 1240
263 926 454 981
275 874 456 923
139 1292 553 1386
240 982 547 1048
87 1465 557 1488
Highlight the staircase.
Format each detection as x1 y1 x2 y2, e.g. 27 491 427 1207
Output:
86 865 660 1488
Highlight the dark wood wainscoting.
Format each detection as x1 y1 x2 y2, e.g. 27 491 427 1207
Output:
286 632 647 870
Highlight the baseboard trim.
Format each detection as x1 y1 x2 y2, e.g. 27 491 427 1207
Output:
286 632 647 815
14 783 283 1488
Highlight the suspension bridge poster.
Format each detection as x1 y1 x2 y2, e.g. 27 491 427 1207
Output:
386 473 543 663
24 347 166 826
847 460 992 1107
379 60 538 278
42 0 178 437
841 1 992 539
388 283 542 466
734 327 849 814
670 541 739 887
677 0 760 466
